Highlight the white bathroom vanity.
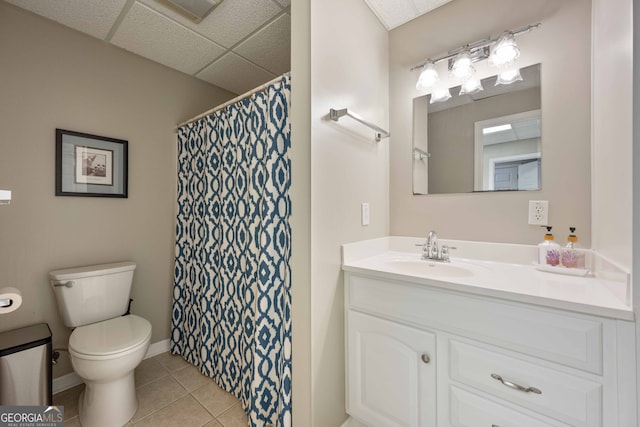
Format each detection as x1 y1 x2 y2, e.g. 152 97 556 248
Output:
343 237 635 427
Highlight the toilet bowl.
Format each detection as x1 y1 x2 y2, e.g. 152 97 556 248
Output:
70 315 151 427
49 262 152 427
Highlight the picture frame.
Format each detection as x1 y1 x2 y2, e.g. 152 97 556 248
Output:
55 129 128 198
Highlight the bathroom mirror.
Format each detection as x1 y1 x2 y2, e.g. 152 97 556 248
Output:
412 63 541 195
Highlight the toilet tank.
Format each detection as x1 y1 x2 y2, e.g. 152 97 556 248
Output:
49 262 136 328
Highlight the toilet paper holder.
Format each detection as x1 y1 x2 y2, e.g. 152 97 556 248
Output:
0 287 22 314
51 281 74 288
0 190 11 205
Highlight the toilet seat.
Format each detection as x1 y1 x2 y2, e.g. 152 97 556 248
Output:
69 314 151 358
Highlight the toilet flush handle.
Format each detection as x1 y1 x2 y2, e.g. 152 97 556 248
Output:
52 281 74 288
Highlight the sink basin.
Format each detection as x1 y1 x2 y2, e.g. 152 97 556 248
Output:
385 259 477 278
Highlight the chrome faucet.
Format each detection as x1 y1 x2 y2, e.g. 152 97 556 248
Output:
426 230 438 259
421 230 450 262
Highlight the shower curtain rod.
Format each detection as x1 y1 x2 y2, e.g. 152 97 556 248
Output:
177 72 291 129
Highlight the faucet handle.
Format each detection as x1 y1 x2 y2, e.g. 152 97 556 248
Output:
430 241 439 259
440 245 450 262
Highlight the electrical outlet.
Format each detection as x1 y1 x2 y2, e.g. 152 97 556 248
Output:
361 202 370 226
528 200 549 225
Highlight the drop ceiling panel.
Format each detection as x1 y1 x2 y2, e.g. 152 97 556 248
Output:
139 0 282 48
235 14 291 75
5 0 128 39
8 0 293 95
197 53 276 95
111 2 226 75
362 0 453 30
414 0 452 14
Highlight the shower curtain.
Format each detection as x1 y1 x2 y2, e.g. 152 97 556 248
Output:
171 74 291 427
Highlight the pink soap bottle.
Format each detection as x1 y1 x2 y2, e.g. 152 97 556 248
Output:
538 226 561 266
561 227 586 269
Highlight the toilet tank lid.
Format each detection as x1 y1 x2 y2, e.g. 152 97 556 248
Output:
49 261 136 281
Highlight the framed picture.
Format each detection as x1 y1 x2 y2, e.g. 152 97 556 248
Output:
55 129 128 197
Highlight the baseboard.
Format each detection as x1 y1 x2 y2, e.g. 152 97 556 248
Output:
52 338 171 394
145 338 170 358
341 417 368 427
52 372 82 395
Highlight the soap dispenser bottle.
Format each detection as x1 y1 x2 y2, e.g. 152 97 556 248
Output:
538 226 561 266
561 227 586 268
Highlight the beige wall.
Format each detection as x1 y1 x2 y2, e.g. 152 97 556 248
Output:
0 2 234 378
310 0 389 424
390 0 592 246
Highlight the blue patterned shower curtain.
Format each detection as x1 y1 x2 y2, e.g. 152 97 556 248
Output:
172 74 291 427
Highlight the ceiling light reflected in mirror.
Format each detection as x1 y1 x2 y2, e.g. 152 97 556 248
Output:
482 124 512 135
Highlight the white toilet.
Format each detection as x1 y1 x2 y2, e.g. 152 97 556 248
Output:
49 262 151 427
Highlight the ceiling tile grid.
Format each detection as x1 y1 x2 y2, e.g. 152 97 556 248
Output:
7 0 291 95
138 0 283 48
362 0 453 30
235 13 291 76
5 0 128 39
197 52 276 95
111 2 227 75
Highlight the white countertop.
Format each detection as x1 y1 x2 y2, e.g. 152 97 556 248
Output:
342 237 633 321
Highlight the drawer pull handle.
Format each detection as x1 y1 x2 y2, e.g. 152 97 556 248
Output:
491 374 542 394
420 354 430 364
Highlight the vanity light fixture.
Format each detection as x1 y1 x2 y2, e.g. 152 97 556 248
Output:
411 23 540 102
459 77 483 95
429 85 452 104
451 48 474 79
416 61 439 90
489 32 520 66
496 68 523 85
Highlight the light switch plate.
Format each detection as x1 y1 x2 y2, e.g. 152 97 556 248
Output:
361 202 370 226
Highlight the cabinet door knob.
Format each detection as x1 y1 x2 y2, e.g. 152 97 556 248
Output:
420 353 430 364
491 373 542 394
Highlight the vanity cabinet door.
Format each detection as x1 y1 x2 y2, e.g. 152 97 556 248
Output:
347 310 436 427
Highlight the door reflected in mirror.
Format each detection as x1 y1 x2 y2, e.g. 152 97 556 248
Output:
475 109 541 191
413 63 541 195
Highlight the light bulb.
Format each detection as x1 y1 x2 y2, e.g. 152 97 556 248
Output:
490 32 520 67
451 49 474 79
495 68 523 85
459 77 483 95
429 85 452 104
416 62 439 90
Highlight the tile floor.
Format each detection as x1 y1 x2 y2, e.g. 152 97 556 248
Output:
53 352 248 427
